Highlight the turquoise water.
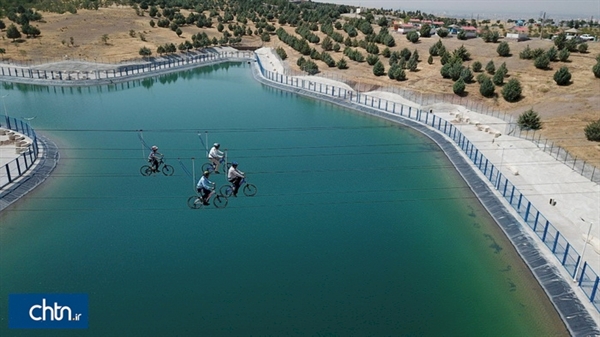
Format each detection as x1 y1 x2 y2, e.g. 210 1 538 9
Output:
0 63 567 336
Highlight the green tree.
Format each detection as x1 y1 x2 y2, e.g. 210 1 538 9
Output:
534 55 550 69
139 46 152 59
367 54 379 65
472 61 482 72
420 24 432 38
485 60 495 74
546 47 558 62
578 43 588 53
6 24 21 41
519 45 532 59
453 77 466 95
584 119 600 141
553 66 571 85
437 28 449 38
496 41 510 57
101 34 109 45
593 60 600 78
457 30 467 40
336 57 348 69
558 48 570 62
479 77 495 97
502 78 522 102
517 109 542 130
276 47 287 60
553 32 567 50
406 31 419 43
301 60 319 75
373 60 385 76
427 54 433 64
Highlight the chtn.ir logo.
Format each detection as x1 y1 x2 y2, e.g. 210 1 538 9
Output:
9 294 88 329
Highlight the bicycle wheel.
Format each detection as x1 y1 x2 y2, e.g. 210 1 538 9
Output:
201 162 214 173
213 195 228 208
162 165 175 176
187 196 203 209
140 165 152 176
243 184 257 197
220 185 233 197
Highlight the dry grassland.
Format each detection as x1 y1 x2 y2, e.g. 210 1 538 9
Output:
1 6 599 166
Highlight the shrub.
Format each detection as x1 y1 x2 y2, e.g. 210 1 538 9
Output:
553 66 571 85
520 45 532 59
301 60 319 75
460 67 474 83
472 61 482 72
457 30 467 40
534 55 550 69
449 62 464 81
497 41 510 56
502 78 522 102
437 28 449 38
546 47 557 62
584 119 600 141
440 51 450 65
297 56 306 67
554 32 567 50
531 48 545 59
336 58 348 69
476 73 488 84
485 60 495 74
373 60 385 76
492 69 505 85
407 57 418 71
558 48 570 62
427 55 433 64
276 47 287 60
382 47 391 58
453 45 471 61
593 61 600 78
578 43 588 53
367 54 379 65
388 64 400 79
517 109 542 130
565 39 578 52
453 78 466 95
407 31 419 43
400 48 412 60
479 77 495 97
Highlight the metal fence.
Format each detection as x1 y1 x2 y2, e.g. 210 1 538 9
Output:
255 57 600 313
281 65 599 183
0 51 255 83
0 116 39 190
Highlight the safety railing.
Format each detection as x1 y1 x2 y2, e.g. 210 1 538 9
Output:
255 57 600 312
0 116 39 190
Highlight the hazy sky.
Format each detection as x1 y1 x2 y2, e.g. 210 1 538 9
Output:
312 0 600 19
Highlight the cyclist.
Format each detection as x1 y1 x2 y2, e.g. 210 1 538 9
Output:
197 171 215 205
227 161 245 197
148 145 162 173
208 143 224 173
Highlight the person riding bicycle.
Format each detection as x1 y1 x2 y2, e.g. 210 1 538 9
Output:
148 145 163 173
208 143 224 174
227 161 245 197
197 171 215 205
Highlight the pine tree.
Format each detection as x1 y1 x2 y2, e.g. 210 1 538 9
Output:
553 66 571 85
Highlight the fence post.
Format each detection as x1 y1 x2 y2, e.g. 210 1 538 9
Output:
561 243 570 265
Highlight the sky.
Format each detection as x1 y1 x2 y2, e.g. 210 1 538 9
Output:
312 0 600 20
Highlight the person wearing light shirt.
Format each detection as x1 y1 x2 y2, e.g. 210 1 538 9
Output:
227 161 245 197
196 171 215 205
208 143 224 173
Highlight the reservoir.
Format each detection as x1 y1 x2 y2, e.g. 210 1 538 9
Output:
0 63 567 336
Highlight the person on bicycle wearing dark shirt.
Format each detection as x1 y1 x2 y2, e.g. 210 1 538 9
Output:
148 145 162 172
227 161 245 197
197 170 215 205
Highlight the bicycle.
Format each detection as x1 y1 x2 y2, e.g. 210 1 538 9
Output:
201 157 230 174
219 177 257 197
140 157 175 176
187 188 228 209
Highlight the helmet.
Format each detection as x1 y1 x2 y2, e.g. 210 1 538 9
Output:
213 143 220 147
203 170 210 176
231 161 238 166
151 145 158 151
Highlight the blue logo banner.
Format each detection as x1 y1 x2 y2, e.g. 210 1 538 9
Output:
9 294 88 329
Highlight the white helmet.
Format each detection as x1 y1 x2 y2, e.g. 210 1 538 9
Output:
214 143 220 147
151 145 158 151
